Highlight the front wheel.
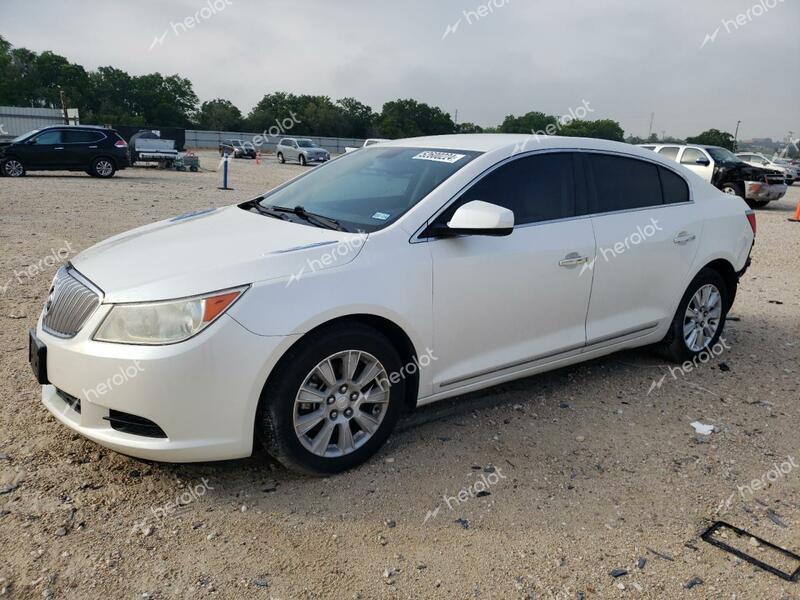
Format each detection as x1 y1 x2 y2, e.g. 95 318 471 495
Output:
720 182 744 199
91 157 116 178
277 152 285 164
2 158 25 177
258 323 405 475
657 268 731 363
299 154 307 166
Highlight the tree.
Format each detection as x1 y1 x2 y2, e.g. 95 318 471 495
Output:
197 98 243 131
457 122 484 134
336 97 375 138
559 119 625 141
686 129 735 151
498 111 556 134
376 99 456 138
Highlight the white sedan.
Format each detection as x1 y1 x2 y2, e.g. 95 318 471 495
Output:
30 135 756 474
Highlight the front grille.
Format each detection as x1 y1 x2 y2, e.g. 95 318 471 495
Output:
56 389 81 414
42 266 101 338
104 410 167 438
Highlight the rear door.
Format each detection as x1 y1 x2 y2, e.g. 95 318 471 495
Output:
63 129 105 168
583 152 702 345
427 152 596 391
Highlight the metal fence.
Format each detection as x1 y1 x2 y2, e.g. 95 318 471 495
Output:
0 106 80 139
186 129 367 154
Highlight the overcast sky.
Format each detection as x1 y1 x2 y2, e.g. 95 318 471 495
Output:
3 0 798 140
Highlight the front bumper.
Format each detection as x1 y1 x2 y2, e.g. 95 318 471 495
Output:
35 306 293 462
744 181 787 201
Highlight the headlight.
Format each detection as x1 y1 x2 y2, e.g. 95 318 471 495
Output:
93 286 248 345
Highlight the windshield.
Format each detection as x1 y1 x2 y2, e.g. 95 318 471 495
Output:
705 147 742 165
11 129 39 143
232 140 243 146
297 139 315 148
257 147 481 232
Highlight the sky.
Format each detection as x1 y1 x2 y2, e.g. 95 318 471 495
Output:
2 0 798 140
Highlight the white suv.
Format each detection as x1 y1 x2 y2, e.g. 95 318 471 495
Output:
30 135 755 474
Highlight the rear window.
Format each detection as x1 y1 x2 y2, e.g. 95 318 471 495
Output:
587 154 663 212
657 147 680 161
64 130 104 143
659 167 690 204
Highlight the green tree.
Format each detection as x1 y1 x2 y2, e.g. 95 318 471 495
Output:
686 129 735 150
560 118 625 141
336 97 375 138
498 111 557 134
197 98 243 131
376 99 456 138
457 122 484 134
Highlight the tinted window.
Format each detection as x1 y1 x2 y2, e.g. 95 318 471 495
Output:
64 130 103 143
680 148 706 164
453 153 576 225
587 154 662 212
32 130 63 145
657 146 680 161
659 167 690 204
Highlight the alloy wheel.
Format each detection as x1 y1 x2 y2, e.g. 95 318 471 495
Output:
4 159 23 177
95 160 114 177
293 350 390 458
683 283 722 352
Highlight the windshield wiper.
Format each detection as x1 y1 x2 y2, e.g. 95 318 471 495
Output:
268 205 348 232
250 203 292 221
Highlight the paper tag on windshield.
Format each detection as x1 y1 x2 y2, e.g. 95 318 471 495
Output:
371 212 391 221
412 151 466 164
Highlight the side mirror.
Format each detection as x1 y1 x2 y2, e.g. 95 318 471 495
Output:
434 200 514 237
695 157 710 166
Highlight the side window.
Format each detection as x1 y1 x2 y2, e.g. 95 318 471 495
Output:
32 130 63 145
680 148 705 164
63 130 103 143
657 146 680 161
659 167 690 204
451 153 576 226
587 154 663 212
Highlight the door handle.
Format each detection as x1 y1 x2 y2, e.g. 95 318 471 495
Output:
89 145 98 149
673 232 696 245
54 147 64 150
559 252 589 267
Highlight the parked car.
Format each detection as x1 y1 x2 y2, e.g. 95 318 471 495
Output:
0 125 129 178
639 143 786 208
345 138 391 153
736 152 798 185
30 135 755 474
276 138 330 166
219 139 257 159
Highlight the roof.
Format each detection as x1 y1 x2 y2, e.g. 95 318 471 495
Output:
38 124 110 131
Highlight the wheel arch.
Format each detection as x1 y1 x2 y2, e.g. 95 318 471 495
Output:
701 258 739 311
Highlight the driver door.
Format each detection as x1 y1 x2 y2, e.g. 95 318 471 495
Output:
425 152 596 392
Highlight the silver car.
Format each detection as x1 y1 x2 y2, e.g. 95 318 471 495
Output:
275 138 330 166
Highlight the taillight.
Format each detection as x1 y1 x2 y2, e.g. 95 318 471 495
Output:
114 139 127 148
745 210 756 235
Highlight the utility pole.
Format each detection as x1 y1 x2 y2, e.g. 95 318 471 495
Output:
733 120 741 151
58 87 69 125
454 109 459 126
647 112 655 139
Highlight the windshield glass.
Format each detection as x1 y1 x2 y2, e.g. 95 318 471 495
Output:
11 129 39 143
232 140 243 146
705 147 742 165
297 139 315 148
257 147 481 232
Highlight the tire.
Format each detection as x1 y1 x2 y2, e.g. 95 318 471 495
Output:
258 322 406 475
91 157 116 178
720 182 744 199
657 267 731 364
277 152 285 164
299 154 307 166
2 158 26 177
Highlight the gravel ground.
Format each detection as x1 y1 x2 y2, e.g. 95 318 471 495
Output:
1 151 799 599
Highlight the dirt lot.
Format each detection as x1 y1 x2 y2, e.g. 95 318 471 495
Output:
1 151 799 599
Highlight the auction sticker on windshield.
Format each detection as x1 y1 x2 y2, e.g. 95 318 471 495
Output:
412 151 466 164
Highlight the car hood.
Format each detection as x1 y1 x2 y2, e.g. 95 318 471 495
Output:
72 205 367 303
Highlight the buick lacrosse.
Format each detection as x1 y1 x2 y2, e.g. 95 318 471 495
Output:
30 135 755 474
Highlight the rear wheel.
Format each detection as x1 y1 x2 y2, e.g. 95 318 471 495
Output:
91 157 116 178
299 154 307 166
258 323 405 475
277 152 285 164
2 158 25 177
657 268 730 363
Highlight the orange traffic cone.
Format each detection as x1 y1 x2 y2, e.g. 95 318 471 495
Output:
255 151 261 165
790 200 800 222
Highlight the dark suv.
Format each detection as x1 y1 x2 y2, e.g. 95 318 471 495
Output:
0 125 129 178
219 139 257 158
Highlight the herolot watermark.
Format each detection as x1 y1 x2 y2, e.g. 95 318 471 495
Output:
648 337 731 394
82 361 145 403
442 0 512 40
701 0 786 48
13 242 74 284
715 455 797 515
423 466 507 523
512 100 595 155
286 234 368 287
580 218 663 276
150 0 234 50
375 347 438 391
